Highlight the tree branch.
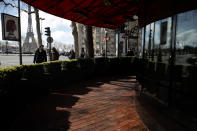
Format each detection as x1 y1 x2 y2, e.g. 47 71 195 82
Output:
1 0 29 13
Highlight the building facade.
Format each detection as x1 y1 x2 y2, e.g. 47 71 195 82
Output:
93 27 116 56
76 20 141 57
141 8 197 66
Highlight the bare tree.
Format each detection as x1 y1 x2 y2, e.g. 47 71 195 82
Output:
34 7 42 47
71 21 79 58
1 0 28 13
85 25 94 58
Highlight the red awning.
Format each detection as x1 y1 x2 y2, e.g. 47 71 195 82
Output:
137 0 197 27
1 0 197 28
21 0 139 29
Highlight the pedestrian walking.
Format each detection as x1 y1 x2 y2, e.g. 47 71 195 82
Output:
69 49 75 59
51 47 60 61
127 48 135 56
80 48 85 58
101 49 105 57
33 45 47 63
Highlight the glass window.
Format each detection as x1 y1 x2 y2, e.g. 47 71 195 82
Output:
176 9 197 66
152 17 172 63
145 24 154 60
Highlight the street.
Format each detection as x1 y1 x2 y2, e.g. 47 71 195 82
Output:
0 54 68 67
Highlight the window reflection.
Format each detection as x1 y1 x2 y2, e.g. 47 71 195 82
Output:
140 9 197 65
142 18 172 63
176 9 197 65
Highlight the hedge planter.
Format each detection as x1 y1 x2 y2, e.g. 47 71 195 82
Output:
109 57 120 74
77 58 95 79
43 61 62 81
94 57 109 76
119 56 134 73
0 66 23 81
22 64 44 81
61 59 81 83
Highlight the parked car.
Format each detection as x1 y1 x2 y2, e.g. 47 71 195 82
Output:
23 51 33 54
60 51 65 56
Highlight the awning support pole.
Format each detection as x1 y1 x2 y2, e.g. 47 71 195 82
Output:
18 0 22 65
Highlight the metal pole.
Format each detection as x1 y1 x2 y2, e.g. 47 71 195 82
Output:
6 41 8 55
148 24 152 59
136 24 140 57
18 0 22 65
142 25 146 59
117 32 120 57
49 42 52 61
105 30 107 58
168 15 177 107
40 18 45 35
125 37 128 55
142 3 146 59
40 19 42 35
152 22 156 61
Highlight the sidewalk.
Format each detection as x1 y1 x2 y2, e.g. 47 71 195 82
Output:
6 75 188 131
8 75 147 131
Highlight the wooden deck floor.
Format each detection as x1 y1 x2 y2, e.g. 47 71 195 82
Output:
10 76 148 131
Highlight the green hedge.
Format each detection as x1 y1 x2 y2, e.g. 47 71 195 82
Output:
119 56 135 73
108 57 120 74
77 58 95 78
0 66 23 81
22 64 44 80
1 57 197 110
43 60 62 74
0 66 24 90
0 57 138 82
94 57 109 76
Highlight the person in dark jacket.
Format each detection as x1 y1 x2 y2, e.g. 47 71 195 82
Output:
80 48 85 58
33 45 47 63
69 49 75 59
52 47 60 61
127 48 135 56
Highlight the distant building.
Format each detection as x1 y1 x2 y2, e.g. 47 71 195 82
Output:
76 20 141 57
93 27 116 56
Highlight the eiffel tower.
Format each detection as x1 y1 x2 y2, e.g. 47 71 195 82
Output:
23 5 37 53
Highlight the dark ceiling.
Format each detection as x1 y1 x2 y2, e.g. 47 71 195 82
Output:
1 0 197 29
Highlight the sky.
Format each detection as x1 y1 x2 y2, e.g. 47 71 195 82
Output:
0 0 73 47
1 0 197 50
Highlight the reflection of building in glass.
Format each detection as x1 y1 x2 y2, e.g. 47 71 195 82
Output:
140 8 197 65
176 9 197 65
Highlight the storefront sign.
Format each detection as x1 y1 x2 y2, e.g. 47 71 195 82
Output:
104 37 110 41
1 13 19 41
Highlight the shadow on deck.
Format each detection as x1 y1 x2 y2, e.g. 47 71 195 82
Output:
1 75 147 131
1 75 188 131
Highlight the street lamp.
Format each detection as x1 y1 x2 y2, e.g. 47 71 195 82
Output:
39 17 45 35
